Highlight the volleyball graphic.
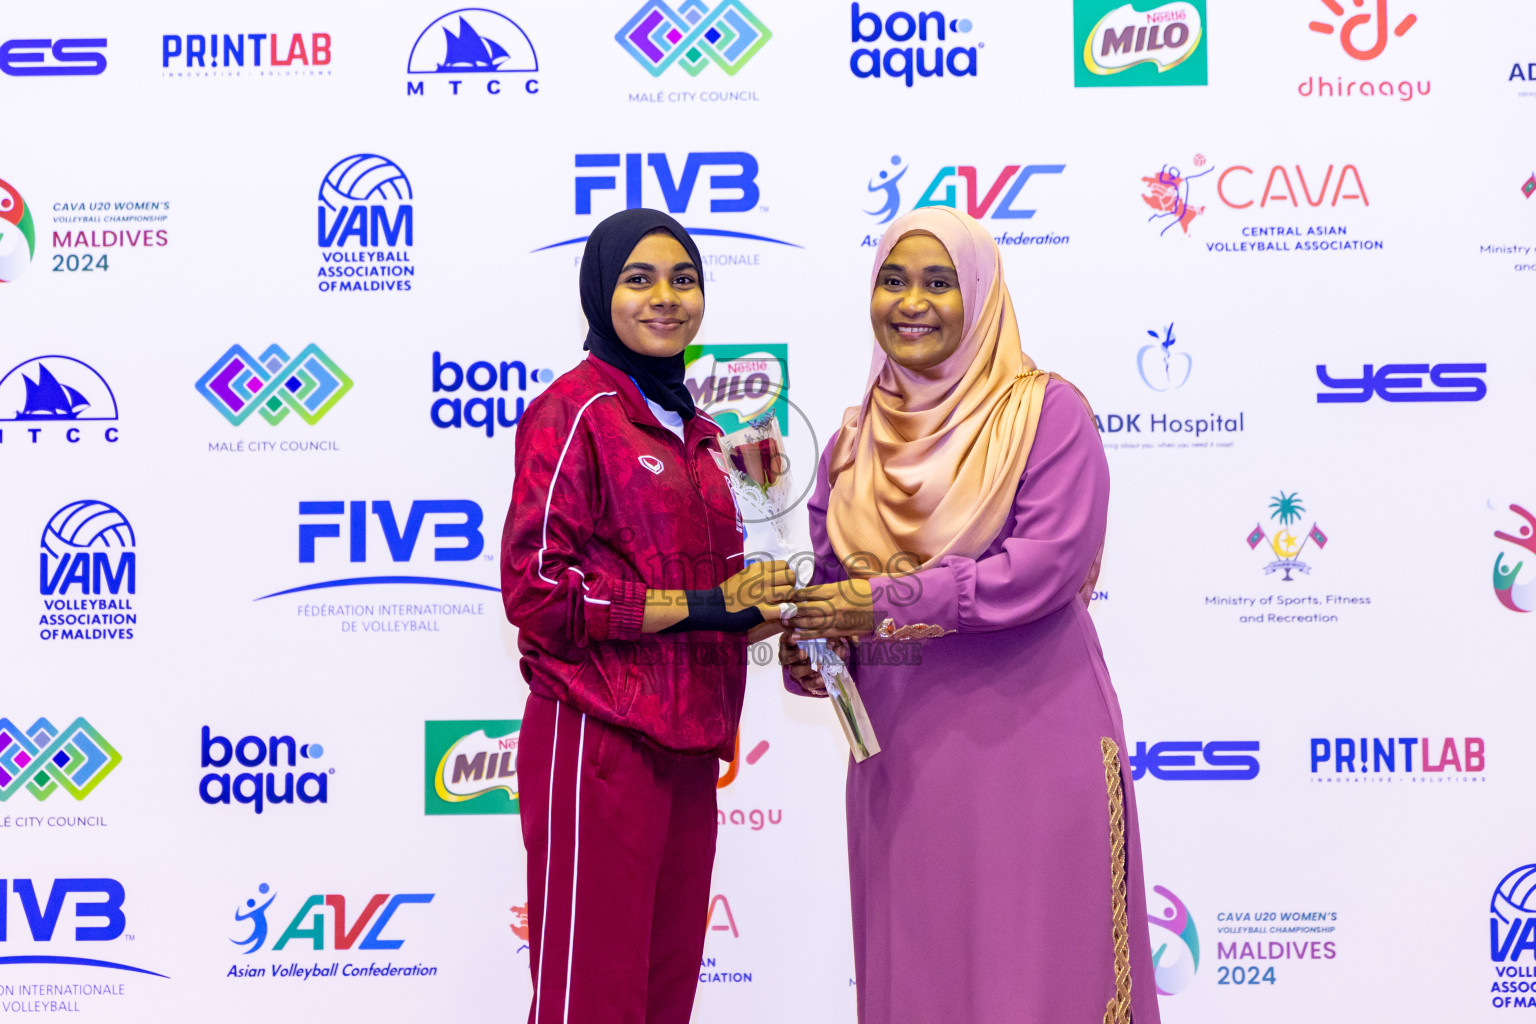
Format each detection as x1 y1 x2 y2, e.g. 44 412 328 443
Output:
1492 864 1536 924
41 500 136 559
0 177 37 283
318 154 413 213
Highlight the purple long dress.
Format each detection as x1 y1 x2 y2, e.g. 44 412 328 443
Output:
789 380 1162 1024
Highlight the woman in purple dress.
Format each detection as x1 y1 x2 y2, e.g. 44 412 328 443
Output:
782 207 1161 1024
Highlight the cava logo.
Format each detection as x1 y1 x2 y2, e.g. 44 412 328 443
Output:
199 727 330 815
1493 503 1536 614
197 344 352 425
316 154 415 294
406 8 538 97
1077 0 1206 86
1245 491 1327 581
0 717 120 802
424 720 519 815
0 356 121 444
38 500 137 642
1141 157 1212 236
618 0 771 77
683 344 788 433
0 177 36 281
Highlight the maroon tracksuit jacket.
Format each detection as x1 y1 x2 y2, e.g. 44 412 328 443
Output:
501 355 746 1024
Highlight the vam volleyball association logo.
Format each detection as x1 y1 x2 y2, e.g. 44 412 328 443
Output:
38 500 138 641
0 177 36 282
1490 864 1536 1008
1493 503 1536 613
1149 885 1200 995
315 154 414 294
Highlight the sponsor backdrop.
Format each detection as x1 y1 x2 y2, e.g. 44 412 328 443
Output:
1 0 1532 1020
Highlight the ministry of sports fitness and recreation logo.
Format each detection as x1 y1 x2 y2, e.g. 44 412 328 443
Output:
406 8 538 97
1150 885 1200 995
0 356 121 445
1490 864 1536 1008
1246 491 1327 581
196 345 352 426
38 500 138 642
0 177 36 282
1074 0 1206 87
860 155 1069 249
1494 503 1536 614
618 0 771 77
424 720 519 815
0 717 120 802
316 154 415 294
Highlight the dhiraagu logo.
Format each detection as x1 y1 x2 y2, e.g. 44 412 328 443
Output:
1075 0 1206 87
424 720 518 815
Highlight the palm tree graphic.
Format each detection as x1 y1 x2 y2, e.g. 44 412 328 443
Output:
1267 491 1308 580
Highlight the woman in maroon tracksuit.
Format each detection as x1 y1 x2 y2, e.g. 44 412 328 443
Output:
501 209 794 1024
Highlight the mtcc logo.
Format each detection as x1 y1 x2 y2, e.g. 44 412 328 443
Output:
406 8 538 95
196 344 352 426
1149 885 1200 995
0 355 121 444
0 176 36 282
0 717 120 801
1075 0 1206 87
618 0 771 77
1138 323 1190 391
316 154 415 294
1493 504 1536 614
231 883 434 954
1245 491 1327 582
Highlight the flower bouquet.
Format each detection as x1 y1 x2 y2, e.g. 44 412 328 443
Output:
716 412 881 762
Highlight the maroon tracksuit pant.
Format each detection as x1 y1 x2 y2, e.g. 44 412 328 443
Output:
519 694 719 1024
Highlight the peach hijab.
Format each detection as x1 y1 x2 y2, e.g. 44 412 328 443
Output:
826 207 1060 574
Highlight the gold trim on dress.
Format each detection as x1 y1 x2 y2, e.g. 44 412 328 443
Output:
1101 737 1133 1024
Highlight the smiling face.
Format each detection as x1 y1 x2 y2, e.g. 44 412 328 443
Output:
609 229 703 358
870 232 965 372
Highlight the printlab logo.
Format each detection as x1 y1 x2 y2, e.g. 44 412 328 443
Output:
229 883 435 963
0 717 120 802
406 9 538 96
0 356 121 445
199 727 330 815
1130 741 1259 781
1141 156 1212 237
0 177 36 281
38 500 137 642
618 0 771 77
1149 886 1200 995
1138 324 1190 391
1245 491 1327 581
1316 362 1487 403
0 37 107 77
196 345 352 426
161 32 331 77
1074 0 1206 87
424 720 519 815
1310 735 1484 781
849 4 978 87
1493 503 1536 614
430 353 553 438
0 878 167 978
684 344 788 434
316 154 415 294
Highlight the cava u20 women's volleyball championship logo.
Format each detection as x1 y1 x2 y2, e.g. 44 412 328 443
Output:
1246 491 1328 581
1149 885 1200 995
1493 503 1536 613
0 177 37 282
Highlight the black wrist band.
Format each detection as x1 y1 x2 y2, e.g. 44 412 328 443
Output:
658 587 765 633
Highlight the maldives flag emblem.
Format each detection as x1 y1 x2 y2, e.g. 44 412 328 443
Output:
1245 523 1266 550
1309 524 1329 548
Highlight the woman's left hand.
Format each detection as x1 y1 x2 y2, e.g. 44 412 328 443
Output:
789 579 876 639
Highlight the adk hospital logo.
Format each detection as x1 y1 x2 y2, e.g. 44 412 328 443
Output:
37 500 137 642
316 154 414 294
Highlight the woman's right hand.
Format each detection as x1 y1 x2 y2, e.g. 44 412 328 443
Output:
779 633 851 698
722 560 796 614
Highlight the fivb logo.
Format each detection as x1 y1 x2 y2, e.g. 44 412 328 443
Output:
0 717 120 802
196 344 353 426
231 882 433 954
0 878 167 978
199 727 329 815
617 0 772 77
316 154 415 294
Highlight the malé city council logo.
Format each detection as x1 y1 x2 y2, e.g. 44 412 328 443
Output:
1246 491 1328 581
1493 503 1536 613
0 717 120 801
196 344 352 426
0 176 36 282
617 0 771 77
1075 0 1206 87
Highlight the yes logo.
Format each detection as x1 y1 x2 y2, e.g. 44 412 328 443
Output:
1315 363 1487 403
0 38 107 77
1075 0 1206 87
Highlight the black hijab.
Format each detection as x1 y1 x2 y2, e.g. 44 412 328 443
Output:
580 208 703 420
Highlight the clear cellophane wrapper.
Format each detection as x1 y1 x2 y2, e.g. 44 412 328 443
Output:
716 412 881 763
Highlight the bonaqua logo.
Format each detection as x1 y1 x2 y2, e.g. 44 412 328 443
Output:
618 0 771 77
197 344 352 426
849 4 978 87
430 353 553 437
199 727 330 814
0 717 120 801
1493 503 1536 614
316 154 414 294
1149 885 1200 995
